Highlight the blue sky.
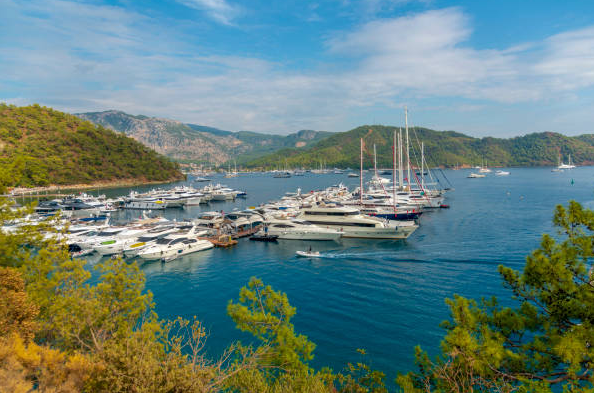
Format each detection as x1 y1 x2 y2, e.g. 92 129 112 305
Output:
2 0 594 136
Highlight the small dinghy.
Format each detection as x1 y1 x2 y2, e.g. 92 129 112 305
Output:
296 250 321 258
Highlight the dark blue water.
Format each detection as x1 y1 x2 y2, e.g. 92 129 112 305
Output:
90 168 594 379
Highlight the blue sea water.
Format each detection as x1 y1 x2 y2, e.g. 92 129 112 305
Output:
91 167 594 380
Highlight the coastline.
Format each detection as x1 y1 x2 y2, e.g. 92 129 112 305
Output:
7 177 186 195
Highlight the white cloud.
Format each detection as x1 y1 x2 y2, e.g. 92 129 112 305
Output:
175 0 241 25
2 1 594 135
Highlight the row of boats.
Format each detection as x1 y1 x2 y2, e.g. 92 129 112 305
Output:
34 184 247 219
5 175 449 263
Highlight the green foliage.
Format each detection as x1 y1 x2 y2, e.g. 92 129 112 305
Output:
227 277 316 373
246 125 594 169
397 200 594 392
0 103 183 188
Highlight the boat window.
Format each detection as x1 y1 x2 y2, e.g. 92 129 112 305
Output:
271 224 294 228
137 236 157 242
156 238 172 245
303 221 377 227
183 239 197 244
170 238 186 244
97 230 122 236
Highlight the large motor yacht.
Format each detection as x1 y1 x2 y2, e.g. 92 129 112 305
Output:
137 226 213 260
296 205 418 239
265 218 342 240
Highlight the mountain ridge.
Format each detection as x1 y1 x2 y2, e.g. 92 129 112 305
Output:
245 125 594 168
76 110 333 164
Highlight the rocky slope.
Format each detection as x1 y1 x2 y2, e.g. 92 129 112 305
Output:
77 110 332 164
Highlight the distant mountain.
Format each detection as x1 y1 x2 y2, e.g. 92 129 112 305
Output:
76 110 333 164
246 125 594 168
0 104 183 189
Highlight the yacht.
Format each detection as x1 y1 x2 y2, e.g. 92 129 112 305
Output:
93 226 155 256
495 170 510 176
467 173 486 178
265 219 342 240
137 227 213 260
296 205 418 239
557 154 576 169
121 225 181 257
193 211 225 229
123 198 168 210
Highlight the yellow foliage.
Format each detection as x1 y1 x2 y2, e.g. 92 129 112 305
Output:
0 333 96 393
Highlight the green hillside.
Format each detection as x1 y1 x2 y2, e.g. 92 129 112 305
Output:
0 104 184 189
246 125 594 168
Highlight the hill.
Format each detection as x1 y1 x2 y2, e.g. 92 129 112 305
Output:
0 104 184 189
77 110 333 164
246 125 594 168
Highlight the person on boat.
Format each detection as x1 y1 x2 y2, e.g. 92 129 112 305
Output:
309 246 312 252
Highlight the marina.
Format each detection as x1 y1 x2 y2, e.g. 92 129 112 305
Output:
2 166 590 377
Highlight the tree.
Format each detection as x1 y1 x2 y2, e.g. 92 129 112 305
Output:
397 200 594 392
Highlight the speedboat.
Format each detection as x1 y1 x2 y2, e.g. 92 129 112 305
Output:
296 250 321 258
495 170 510 176
467 173 486 178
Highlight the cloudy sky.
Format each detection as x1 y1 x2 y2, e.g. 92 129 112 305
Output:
1 0 594 136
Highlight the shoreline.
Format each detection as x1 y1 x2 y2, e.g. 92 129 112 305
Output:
7 177 186 196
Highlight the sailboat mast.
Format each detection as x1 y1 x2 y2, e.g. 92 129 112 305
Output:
360 138 363 205
405 106 410 190
421 142 424 190
373 144 378 177
398 128 403 189
393 131 397 209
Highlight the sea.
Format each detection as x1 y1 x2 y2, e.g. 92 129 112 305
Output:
81 167 593 381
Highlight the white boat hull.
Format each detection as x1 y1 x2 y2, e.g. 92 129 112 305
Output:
124 201 167 210
270 230 341 241
138 240 213 260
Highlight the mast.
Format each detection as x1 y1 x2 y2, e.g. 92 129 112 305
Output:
421 142 425 190
398 128 403 189
360 138 363 205
393 131 397 209
373 144 377 176
405 106 410 190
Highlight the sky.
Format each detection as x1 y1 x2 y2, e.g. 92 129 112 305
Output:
1 0 594 137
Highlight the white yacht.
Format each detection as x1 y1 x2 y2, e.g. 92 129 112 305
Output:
467 173 486 178
265 219 342 240
193 211 225 229
137 227 213 260
557 154 576 169
121 225 180 257
124 199 168 210
495 170 510 176
296 205 418 239
93 226 155 256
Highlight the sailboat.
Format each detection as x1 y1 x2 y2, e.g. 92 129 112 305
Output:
557 153 576 169
225 160 238 178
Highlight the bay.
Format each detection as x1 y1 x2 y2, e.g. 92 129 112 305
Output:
87 167 593 379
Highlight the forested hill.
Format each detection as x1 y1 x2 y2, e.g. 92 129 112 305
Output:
246 125 594 168
0 104 184 189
